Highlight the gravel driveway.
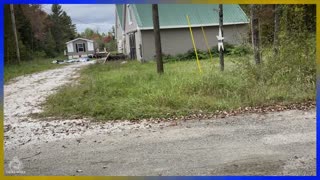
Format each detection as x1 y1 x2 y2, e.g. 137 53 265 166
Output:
4 62 316 176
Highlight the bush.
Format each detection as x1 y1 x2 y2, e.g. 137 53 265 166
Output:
210 42 235 56
181 49 209 60
210 45 219 57
237 38 315 87
18 40 33 61
166 49 209 62
176 53 186 61
231 45 252 56
33 51 47 58
161 43 255 62
210 43 252 57
223 43 235 55
153 53 175 63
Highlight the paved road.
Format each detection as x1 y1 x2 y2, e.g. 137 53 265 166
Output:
4 62 316 176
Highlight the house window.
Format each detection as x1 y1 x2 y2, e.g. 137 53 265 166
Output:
77 43 84 52
127 5 133 25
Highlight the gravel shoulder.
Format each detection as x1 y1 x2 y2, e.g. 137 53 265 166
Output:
4 62 316 176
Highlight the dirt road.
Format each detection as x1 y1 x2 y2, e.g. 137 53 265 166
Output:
4 62 316 176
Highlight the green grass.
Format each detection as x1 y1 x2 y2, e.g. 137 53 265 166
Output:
4 57 66 83
41 54 315 121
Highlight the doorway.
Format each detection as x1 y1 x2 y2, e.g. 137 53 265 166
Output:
129 33 136 60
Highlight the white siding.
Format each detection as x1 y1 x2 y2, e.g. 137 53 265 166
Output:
136 30 142 61
117 39 123 52
67 43 74 53
87 42 94 51
115 8 124 53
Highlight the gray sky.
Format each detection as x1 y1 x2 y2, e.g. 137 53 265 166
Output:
42 4 115 33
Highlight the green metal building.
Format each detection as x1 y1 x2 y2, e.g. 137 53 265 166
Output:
115 4 249 61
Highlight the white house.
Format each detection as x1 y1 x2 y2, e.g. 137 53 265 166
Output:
66 38 95 59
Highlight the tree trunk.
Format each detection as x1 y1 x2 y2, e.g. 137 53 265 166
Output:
152 4 164 74
273 4 280 58
250 4 261 64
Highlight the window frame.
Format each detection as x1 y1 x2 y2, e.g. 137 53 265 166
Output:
77 43 84 52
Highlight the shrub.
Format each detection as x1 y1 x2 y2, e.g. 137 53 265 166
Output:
176 53 187 61
33 51 47 58
182 49 209 60
231 45 252 56
162 43 259 62
210 42 235 56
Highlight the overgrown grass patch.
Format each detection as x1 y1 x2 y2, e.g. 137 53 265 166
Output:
4 57 65 83
42 53 315 120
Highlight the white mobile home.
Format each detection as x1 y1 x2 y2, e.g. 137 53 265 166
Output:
66 38 95 59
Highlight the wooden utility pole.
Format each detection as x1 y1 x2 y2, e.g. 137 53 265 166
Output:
10 4 21 64
218 4 224 71
250 4 261 64
152 4 164 74
273 4 280 58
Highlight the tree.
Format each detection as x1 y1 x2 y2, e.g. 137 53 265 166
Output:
152 4 164 74
4 4 34 63
273 5 280 58
103 26 117 52
250 5 261 64
44 29 56 57
23 5 46 53
61 11 76 40
81 28 95 39
4 4 78 63
49 4 64 53
49 4 76 54
14 5 34 61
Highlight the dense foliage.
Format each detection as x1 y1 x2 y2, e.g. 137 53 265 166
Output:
79 27 117 52
4 4 117 64
161 44 252 62
4 5 76 63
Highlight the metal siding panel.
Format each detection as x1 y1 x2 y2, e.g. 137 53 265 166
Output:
116 5 124 29
133 4 249 29
141 24 248 60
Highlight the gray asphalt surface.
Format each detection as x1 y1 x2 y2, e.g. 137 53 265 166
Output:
5 109 316 176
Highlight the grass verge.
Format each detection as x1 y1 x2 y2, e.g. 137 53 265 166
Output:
4 57 65 83
41 54 315 121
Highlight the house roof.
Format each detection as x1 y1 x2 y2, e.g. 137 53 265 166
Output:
129 4 249 30
116 5 124 29
66 38 94 44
